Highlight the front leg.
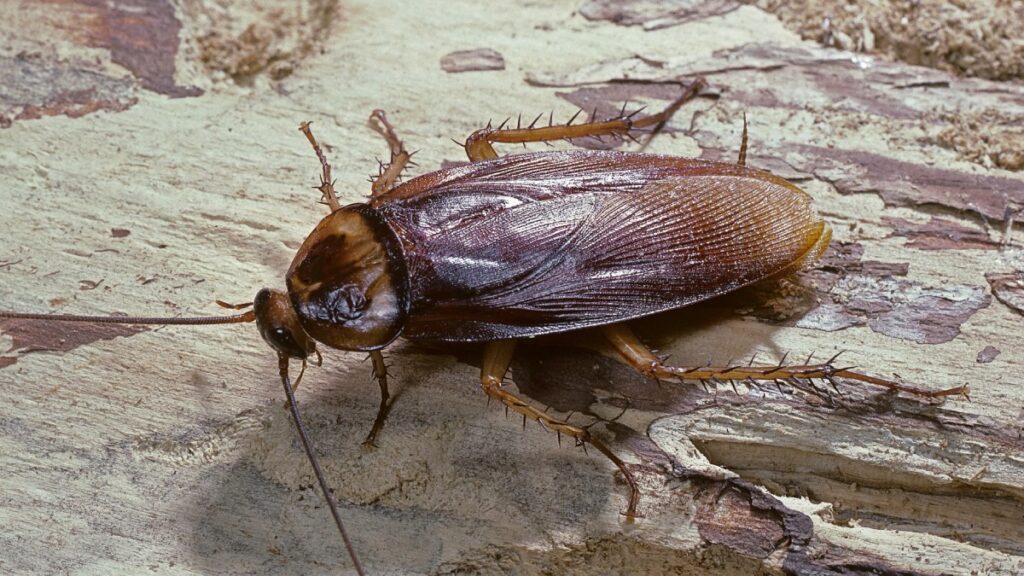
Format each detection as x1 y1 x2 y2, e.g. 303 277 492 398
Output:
367 109 413 196
362 350 393 447
298 121 342 212
479 340 642 520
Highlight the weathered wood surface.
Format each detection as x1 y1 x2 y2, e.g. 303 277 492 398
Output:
1 1 1022 574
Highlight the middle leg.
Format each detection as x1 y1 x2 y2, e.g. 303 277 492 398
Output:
479 340 642 519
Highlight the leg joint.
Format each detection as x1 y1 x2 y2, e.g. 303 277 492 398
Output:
465 128 492 146
480 374 502 390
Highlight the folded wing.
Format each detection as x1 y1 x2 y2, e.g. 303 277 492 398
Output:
379 151 828 342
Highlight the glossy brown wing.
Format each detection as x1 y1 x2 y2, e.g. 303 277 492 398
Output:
375 150 829 343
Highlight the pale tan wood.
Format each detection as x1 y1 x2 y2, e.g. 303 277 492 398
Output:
1 1 1022 574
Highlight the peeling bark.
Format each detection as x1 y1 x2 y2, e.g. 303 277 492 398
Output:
882 216 1000 251
72 0 201 97
533 43 1024 220
0 54 138 127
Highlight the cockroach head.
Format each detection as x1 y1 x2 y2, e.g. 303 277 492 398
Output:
253 288 317 359
284 204 409 351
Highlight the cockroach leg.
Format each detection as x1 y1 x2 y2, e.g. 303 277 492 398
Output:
293 358 308 390
600 324 970 399
479 340 642 520
367 109 413 196
281 358 309 411
463 77 708 161
362 349 393 447
737 111 748 167
298 121 342 212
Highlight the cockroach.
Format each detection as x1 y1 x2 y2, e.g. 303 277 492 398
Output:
0 77 967 574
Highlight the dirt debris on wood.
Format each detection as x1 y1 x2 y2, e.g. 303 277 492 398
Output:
750 0 1024 81
181 0 340 84
976 345 1000 364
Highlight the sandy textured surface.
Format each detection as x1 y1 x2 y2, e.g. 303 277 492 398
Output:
1 1 1023 575
749 0 1024 81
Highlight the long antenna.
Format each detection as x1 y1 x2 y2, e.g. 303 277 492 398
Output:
278 354 365 575
0 310 256 325
2 309 366 570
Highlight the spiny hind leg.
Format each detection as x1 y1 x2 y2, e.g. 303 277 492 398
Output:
367 109 413 196
479 340 642 520
463 77 707 162
600 323 968 398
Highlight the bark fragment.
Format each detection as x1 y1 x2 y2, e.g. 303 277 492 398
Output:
579 0 740 31
883 216 998 251
986 272 1024 316
440 49 506 73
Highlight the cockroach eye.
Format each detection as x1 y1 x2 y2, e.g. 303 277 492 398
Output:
253 288 317 359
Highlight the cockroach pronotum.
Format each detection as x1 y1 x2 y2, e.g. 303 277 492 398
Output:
0 77 967 574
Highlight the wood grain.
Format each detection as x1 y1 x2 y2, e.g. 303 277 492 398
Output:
1 1 1022 574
